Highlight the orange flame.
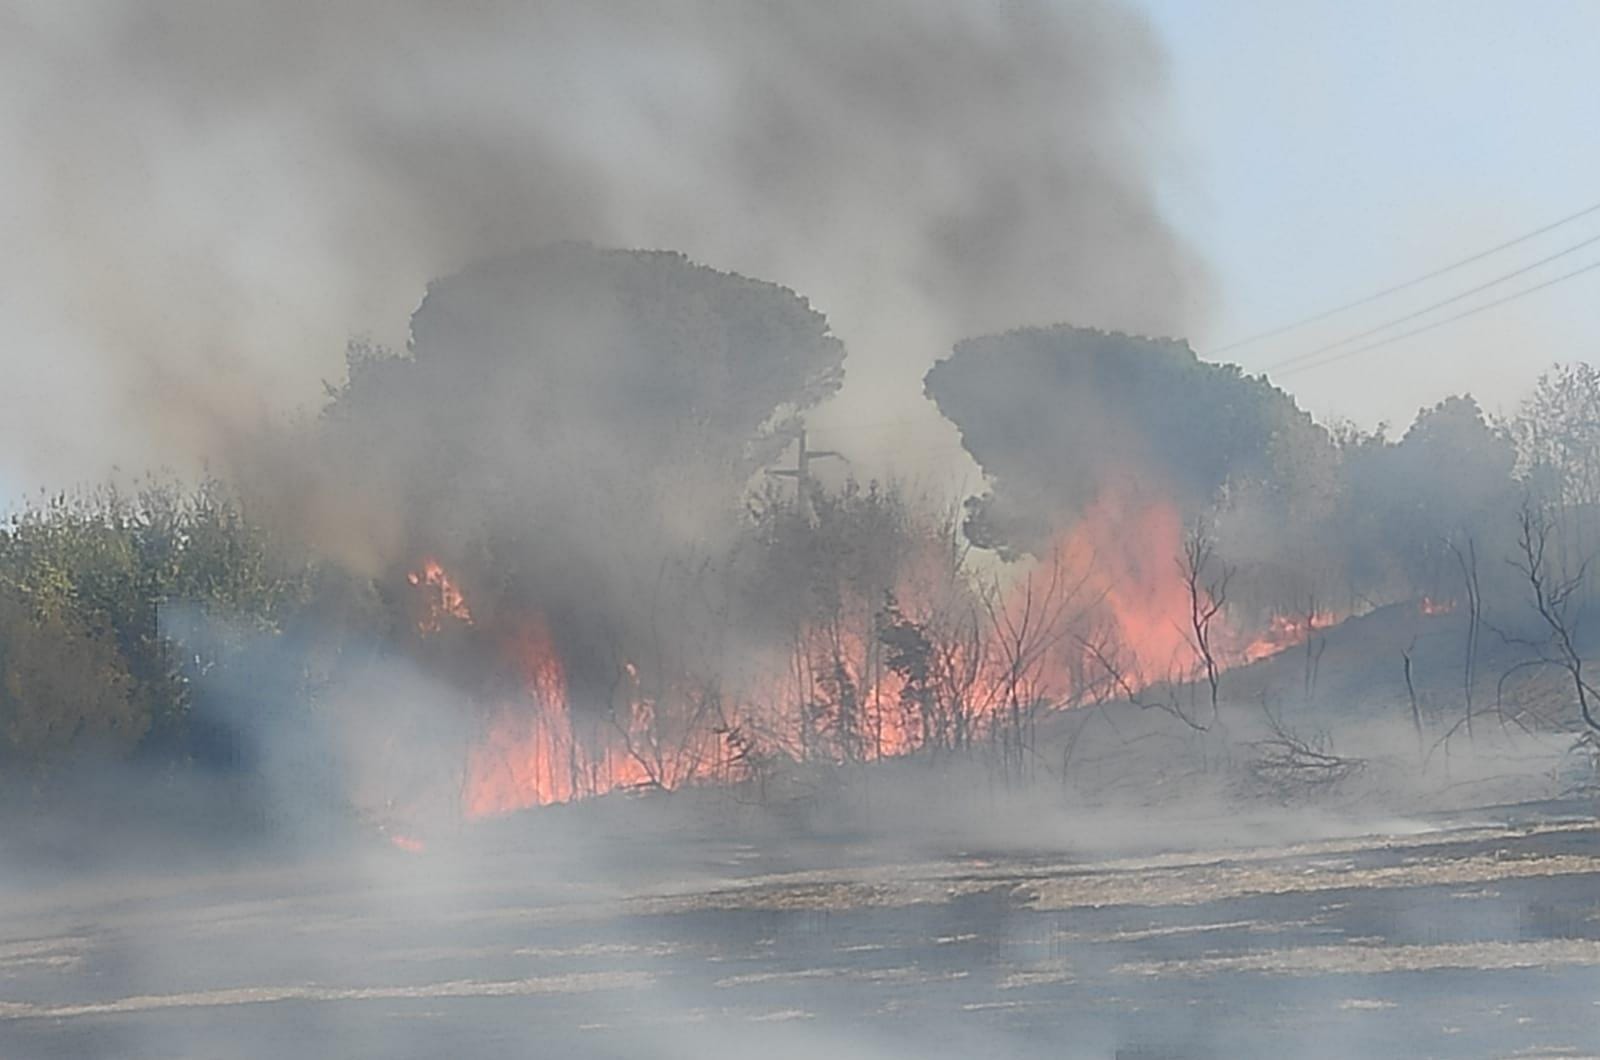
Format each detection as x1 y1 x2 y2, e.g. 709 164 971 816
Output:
420 489 1344 820
408 558 473 633
1045 490 1200 683
460 616 735 816
1234 611 1337 665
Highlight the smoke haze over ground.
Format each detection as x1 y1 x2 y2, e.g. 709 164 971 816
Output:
1 0 1204 490
9 5 1600 1059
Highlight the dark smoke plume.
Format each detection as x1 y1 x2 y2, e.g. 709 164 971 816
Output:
310 244 844 702
1 0 1204 489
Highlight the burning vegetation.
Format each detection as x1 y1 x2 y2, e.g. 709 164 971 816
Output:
13 8 1600 1059
3 245 1600 841
409 485 1309 821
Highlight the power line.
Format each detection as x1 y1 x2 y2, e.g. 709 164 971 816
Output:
1262 229 1600 372
1276 256 1600 379
1204 196 1600 356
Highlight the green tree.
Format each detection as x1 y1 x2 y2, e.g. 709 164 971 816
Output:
0 480 319 769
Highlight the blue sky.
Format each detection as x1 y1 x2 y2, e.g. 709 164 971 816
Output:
1135 0 1600 430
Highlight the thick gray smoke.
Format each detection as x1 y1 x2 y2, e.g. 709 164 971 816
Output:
1 0 1204 490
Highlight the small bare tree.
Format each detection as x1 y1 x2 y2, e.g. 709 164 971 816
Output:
1446 534 1483 738
1181 519 1234 730
1301 594 1327 699
1246 697 1364 801
978 543 1098 782
1402 638 1425 762
1509 498 1600 739
1058 619 1137 784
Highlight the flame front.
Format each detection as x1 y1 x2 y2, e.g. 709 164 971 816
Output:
1048 490 1201 682
408 487 1340 821
462 615 734 816
1235 611 1337 665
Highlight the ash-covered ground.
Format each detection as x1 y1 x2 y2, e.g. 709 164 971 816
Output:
4 786 1600 1060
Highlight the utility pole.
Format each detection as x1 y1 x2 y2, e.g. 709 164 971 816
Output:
766 428 841 522
765 428 844 762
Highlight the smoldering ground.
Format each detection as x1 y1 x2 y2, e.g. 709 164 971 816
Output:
5 589 1600 1059
6 724 1600 1060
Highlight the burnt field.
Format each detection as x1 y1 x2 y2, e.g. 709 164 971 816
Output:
4 799 1600 1060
